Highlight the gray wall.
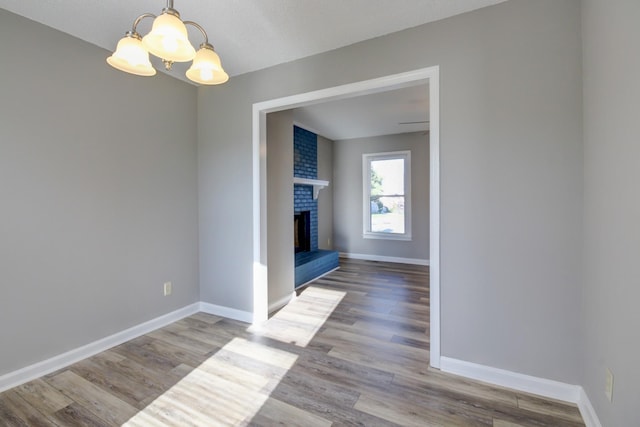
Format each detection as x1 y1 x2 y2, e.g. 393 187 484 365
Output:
317 135 334 250
333 132 429 260
266 111 295 307
0 10 199 376
198 0 583 384
582 0 640 425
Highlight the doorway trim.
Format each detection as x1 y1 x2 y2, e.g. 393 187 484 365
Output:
252 66 441 368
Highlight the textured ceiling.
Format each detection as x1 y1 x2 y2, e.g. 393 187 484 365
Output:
0 0 507 78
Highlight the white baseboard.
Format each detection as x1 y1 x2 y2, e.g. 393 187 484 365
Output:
440 357 580 403
440 357 602 427
578 387 603 427
199 302 253 324
340 252 429 266
0 303 200 393
268 292 296 314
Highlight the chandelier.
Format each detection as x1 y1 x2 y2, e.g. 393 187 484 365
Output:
107 0 229 85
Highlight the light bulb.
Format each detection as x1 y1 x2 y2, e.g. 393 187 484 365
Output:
162 36 178 53
200 68 214 81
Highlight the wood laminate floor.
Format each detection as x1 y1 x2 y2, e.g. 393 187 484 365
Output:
0 259 584 426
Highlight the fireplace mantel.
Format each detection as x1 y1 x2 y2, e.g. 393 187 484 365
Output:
293 177 329 199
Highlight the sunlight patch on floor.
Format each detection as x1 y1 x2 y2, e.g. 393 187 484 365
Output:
124 286 343 424
249 286 346 347
123 337 298 426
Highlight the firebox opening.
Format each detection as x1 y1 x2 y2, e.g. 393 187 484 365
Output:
294 211 311 253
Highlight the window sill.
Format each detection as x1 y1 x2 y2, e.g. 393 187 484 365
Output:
363 232 412 241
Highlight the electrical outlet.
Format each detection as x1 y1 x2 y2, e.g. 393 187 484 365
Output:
163 281 172 296
605 368 614 402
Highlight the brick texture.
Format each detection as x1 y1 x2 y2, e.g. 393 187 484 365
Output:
293 126 318 251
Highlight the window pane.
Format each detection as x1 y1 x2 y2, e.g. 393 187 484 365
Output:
371 158 404 196
371 196 405 233
370 158 405 234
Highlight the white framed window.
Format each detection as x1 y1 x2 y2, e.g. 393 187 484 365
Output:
363 150 411 240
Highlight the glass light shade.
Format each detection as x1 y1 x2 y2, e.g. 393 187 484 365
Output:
107 35 156 76
142 12 195 62
186 47 229 85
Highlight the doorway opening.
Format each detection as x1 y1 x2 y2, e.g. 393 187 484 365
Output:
252 66 441 368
